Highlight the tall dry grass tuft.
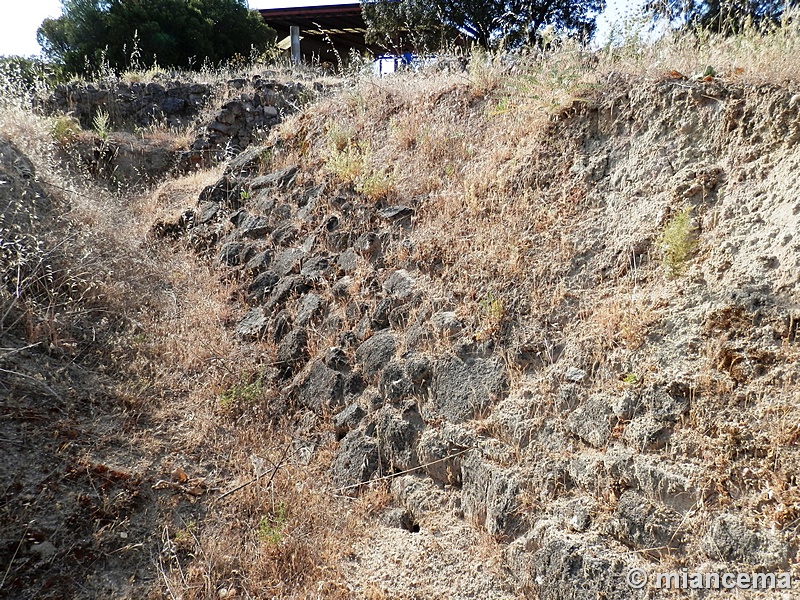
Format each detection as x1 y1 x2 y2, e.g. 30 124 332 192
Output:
1 64 364 599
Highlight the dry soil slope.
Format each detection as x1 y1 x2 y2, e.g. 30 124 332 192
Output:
176 74 800 598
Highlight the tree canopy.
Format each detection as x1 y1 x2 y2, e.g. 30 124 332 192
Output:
361 0 605 51
37 0 276 75
644 0 797 33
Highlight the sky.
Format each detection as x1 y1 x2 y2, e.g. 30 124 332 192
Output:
1 0 63 57
0 0 642 58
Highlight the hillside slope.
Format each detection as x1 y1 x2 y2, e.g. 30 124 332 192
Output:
161 71 800 598
2 60 799 599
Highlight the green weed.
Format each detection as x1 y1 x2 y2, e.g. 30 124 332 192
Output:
51 115 82 145
477 292 505 339
622 373 640 385
258 503 288 545
218 372 264 409
92 109 111 141
659 207 698 278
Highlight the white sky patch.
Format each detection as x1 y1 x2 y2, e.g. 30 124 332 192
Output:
0 0 63 57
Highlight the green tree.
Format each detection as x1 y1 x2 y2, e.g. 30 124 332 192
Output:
37 0 276 75
362 0 449 51
644 0 796 32
361 0 604 50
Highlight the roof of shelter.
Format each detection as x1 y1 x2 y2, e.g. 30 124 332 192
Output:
258 3 373 54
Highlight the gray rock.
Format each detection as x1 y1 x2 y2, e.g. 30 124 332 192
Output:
377 205 414 220
336 248 359 273
244 249 273 274
343 371 366 396
324 346 349 372
416 424 474 486
218 241 246 266
555 383 580 413
300 255 331 277
643 384 691 422
379 359 413 401
391 474 450 517
273 247 306 276
371 297 393 328
561 498 595 532
299 182 325 208
237 213 271 238
382 269 415 299
273 203 293 221
382 507 418 531
611 389 642 420
461 452 523 537
564 366 587 382
208 121 237 136
271 222 298 245
404 323 431 349
388 302 413 329
331 430 379 494
235 307 269 339
161 96 186 114
528 453 573 503
353 315 373 341
249 165 298 190
405 354 432 386
270 309 292 343
567 453 606 494
431 311 463 338
430 355 508 423
354 231 380 256
632 455 697 512
198 176 242 208
247 270 279 303
333 403 365 439
331 276 352 298
375 406 425 472
297 360 344 412
623 413 672 451
531 535 642 600
567 394 617 448
264 275 309 310
276 328 308 376
295 292 323 326
702 514 789 568
30 541 58 559
607 490 683 552
355 333 397 380
196 201 219 224
226 144 270 178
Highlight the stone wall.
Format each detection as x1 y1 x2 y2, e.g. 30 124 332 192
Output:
45 75 322 173
46 80 213 129
183 78 317 169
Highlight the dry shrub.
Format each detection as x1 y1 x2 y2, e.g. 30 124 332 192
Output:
158 438 352 600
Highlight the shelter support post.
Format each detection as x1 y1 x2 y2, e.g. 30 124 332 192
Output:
290 26 301 65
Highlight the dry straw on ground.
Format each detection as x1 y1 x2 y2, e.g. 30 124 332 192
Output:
2 15 800 597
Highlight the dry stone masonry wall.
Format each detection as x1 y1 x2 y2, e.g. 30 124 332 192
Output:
44 75 321 181
154 76 800 599
46 80 213 129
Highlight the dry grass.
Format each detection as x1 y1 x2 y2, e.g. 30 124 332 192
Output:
4 16 800 597
0 72 365 599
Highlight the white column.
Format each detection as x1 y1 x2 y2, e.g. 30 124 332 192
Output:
290 26 301 65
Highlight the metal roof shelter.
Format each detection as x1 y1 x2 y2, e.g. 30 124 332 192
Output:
259 3 380 64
